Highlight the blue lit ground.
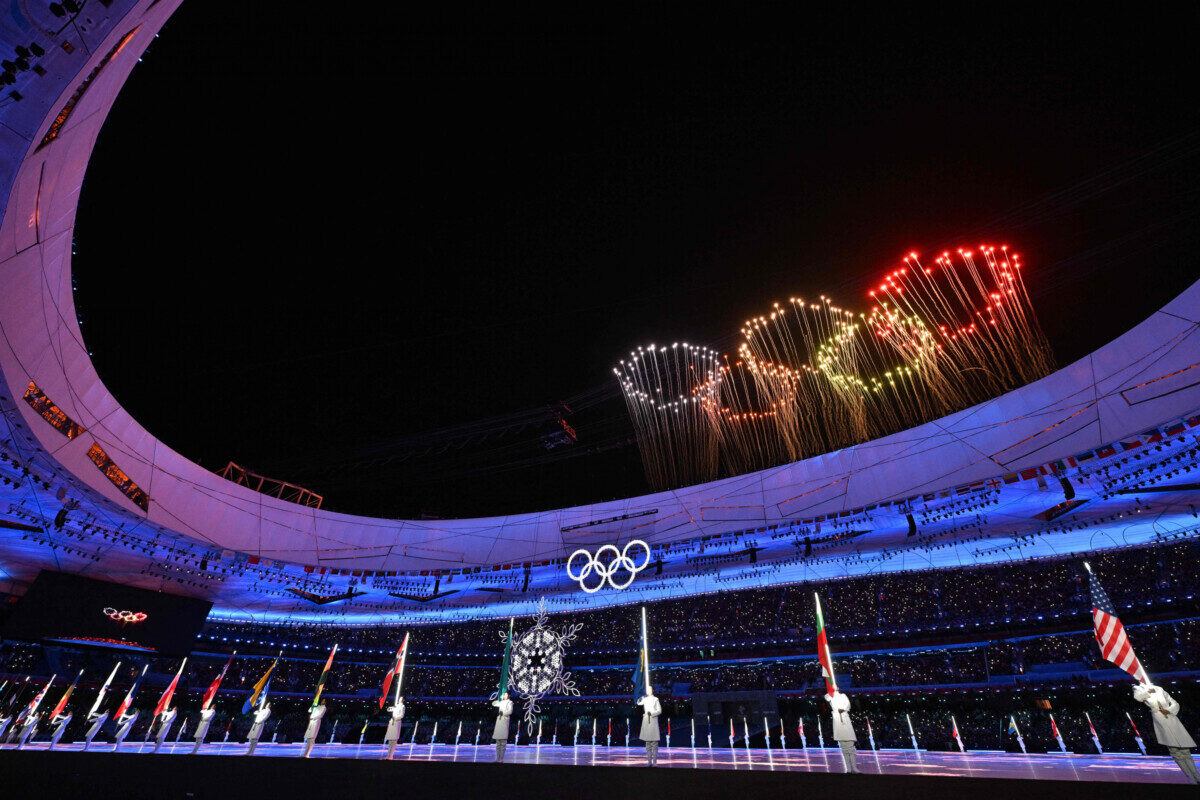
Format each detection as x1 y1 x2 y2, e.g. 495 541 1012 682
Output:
12 741 1192 784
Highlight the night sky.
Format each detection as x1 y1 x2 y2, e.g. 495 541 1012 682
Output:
73 6 1200 518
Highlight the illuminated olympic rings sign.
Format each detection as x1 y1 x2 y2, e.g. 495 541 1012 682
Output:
566 540 651 593
103 607 148 623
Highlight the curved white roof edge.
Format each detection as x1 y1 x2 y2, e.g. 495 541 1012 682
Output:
1 0 1199 575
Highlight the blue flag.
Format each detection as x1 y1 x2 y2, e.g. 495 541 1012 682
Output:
241 658 278 714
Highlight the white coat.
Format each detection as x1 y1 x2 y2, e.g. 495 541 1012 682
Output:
84 712 107 742
156 708 178 742
492 697 513 740
826 692 856 742
115 710 138 741
1135 684 1196 749
194 708 216 742
385 701 406 742
50 712 72 746
249 706 271 741
637 695 662 741
304 705 326 741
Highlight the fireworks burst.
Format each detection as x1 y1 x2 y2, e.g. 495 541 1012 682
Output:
615 246 1055 489
612 343 723 490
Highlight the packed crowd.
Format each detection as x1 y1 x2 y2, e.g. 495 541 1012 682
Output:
197 539 1200 659
6 616 1199 707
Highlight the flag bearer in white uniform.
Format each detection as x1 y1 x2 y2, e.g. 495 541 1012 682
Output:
826 690 860 774
48 710 72 748
637 687 662 766
246 703 271 755
152 707 177 753
1134 684 1199 784
192 706 216 754
301 701 326 758
492 692 513 762
384 697 406 760
113 709 138 749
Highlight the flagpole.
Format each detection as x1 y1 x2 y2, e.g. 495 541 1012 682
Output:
394 634 409 707
640 606 650 696
1085 711 1103 754
87 662 121 718
1126 711 1147 756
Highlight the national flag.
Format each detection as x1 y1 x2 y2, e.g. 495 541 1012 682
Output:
379 634 409 709
1126 712 1142 739
310 644 338 712
1086 713 1098 738
24 674 57 720
202 652 236 711
1007 716 1020 736
241 656 279 714
1086 563 1148 683
1050 713 1063 742
814 592 837 694
498 619 514 696
632 606 650 700
951 717 960 739
50 670 83 718
153 658 188 717
115 666 148 718
87 663 121 718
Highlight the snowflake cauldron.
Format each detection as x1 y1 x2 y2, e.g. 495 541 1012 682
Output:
495 598 582 732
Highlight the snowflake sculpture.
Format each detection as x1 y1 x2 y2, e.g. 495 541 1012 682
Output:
494 598 582 732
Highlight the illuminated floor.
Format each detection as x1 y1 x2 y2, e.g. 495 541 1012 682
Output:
12 741 1192 784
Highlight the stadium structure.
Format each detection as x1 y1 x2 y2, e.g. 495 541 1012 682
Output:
0 3 1198 798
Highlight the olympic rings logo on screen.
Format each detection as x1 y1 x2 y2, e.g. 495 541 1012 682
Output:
103 607 148 624
566 540 651 593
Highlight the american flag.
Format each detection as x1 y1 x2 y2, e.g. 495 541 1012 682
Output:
1087 566 1148 683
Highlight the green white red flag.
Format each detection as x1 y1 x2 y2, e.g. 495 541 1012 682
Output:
310 644 338 712
498 619 513 696
814 592 837 694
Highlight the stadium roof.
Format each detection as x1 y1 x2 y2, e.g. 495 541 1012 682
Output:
1 0 1198 622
